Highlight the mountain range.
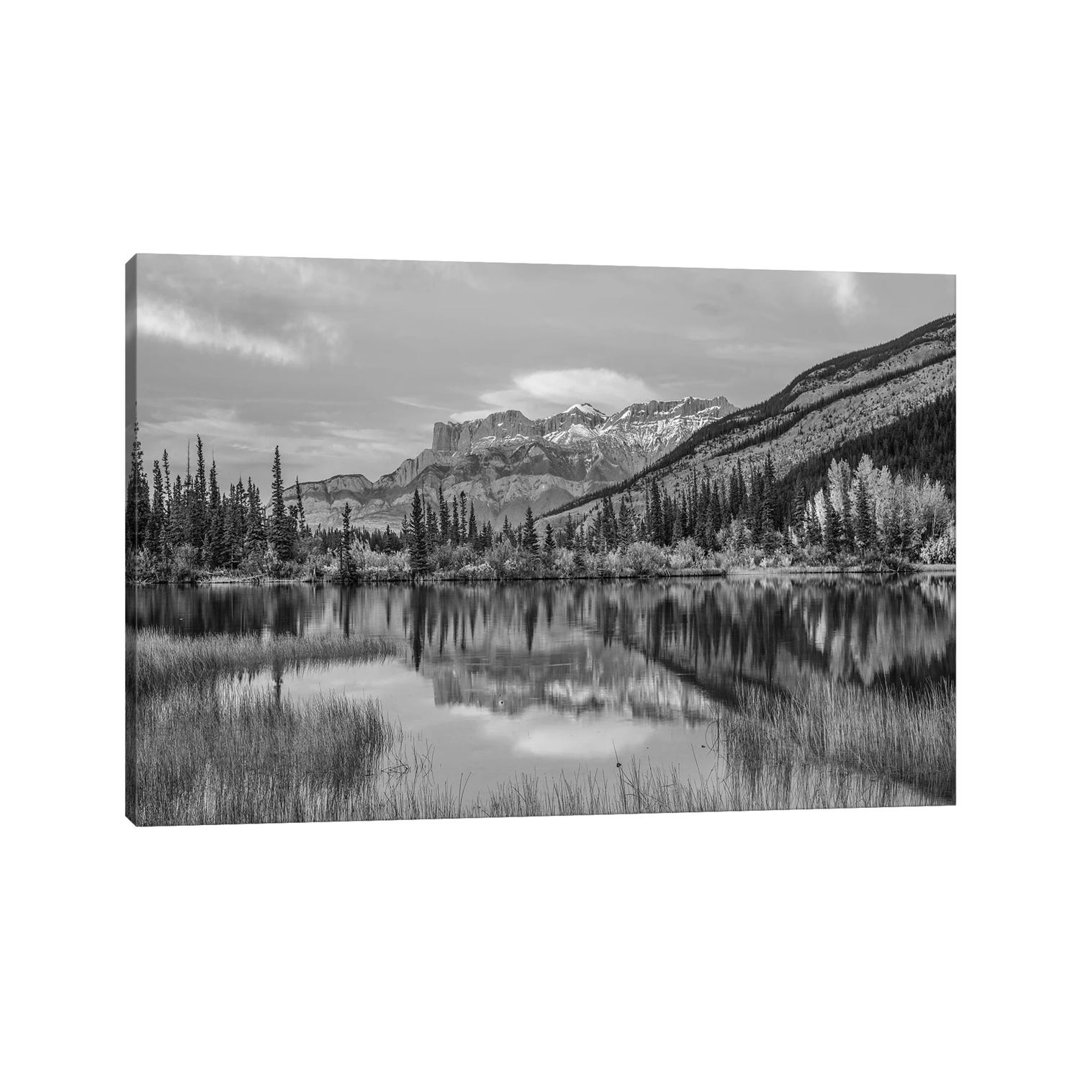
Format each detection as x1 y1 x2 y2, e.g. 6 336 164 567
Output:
286 396 737 530
287 312 955 534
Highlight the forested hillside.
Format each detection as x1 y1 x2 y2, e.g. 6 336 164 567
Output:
540 314 955 525
773 391 955 511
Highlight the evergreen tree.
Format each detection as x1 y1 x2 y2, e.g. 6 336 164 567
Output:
183 445 194 546
823 495 840 559
149 459 165 557
125 421 151 551
467 502 477 545
854 479 875 551
544 522 555 558
269 445 293 561
438 485 450 542
339 501 356 584
618 493 636 546
648 478 664 542
294 477 307 537
762 452 777 532
408 490 429 575
193 435 207 558
207 458 227 567
168 474 185 549
522 507 539 555
246 478 266 558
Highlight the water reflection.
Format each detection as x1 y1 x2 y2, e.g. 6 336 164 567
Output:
131 578 955 805
130 576 955 706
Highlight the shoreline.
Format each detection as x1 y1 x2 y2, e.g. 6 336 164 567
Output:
128 563 956 587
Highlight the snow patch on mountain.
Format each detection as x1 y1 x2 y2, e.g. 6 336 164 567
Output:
288 393 737 530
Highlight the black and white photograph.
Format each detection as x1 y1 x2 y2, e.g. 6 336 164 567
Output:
127 256 956 825
9 3 1075 1076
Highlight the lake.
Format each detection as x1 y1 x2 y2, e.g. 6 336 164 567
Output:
128 576 955 812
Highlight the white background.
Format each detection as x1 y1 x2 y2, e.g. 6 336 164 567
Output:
3 2 1077 1077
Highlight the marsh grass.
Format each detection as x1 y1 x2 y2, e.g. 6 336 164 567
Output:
723 681 955 801
131 684 417 825
128 629 399 698
477 758 940 816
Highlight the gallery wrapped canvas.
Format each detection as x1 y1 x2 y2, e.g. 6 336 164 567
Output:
126 256 955 825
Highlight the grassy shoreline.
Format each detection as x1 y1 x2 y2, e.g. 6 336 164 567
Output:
128 629 400 698
128 563 956 588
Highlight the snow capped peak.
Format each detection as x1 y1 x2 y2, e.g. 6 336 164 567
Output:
567 402 604 417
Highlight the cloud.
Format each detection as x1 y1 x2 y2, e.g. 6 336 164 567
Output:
819 271 862 319
389 396 447 411
450 367 657 422
138 295 302 365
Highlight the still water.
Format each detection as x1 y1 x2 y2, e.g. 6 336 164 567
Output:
129 576 955 800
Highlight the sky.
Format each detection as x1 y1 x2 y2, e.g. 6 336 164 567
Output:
130 255 954 494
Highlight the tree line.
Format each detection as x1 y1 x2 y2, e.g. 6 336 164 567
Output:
127 425 319 580
128 424 954 584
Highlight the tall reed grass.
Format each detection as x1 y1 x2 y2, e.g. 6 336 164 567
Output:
130 684 413 825
723 680 955 801
128 629 399 698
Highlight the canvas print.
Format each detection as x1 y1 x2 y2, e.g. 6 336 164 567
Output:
125 256 956 826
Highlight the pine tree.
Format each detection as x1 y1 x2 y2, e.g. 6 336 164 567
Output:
295 477 307 537
823 496 840 559
193 435 207 558
148 459 165 557
408 490 429 575
269 445 293 561
618 493 635 547
522 506 539 555
340 501 355 584
183 445 194 546
168 474 185 548
207 458 227 567
763 452 777 532
467 502 477 545
544 522 555 558
126 421 151 551
648 478 664 543
246 478 266 559
438 485 450 542
854 479 875 551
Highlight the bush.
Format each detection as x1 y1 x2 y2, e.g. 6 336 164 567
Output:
171 543 205 583
455 561 497 581
553 548 578 578
919 524 956 564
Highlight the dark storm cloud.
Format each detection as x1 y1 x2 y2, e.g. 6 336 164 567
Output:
133 255 955 492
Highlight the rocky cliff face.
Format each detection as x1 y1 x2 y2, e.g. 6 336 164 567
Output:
287 395 736 531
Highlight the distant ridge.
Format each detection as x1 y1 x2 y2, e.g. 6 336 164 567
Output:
287 394 737 530
538 314 956 522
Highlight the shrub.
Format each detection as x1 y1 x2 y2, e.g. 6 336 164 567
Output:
919 524 956 564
